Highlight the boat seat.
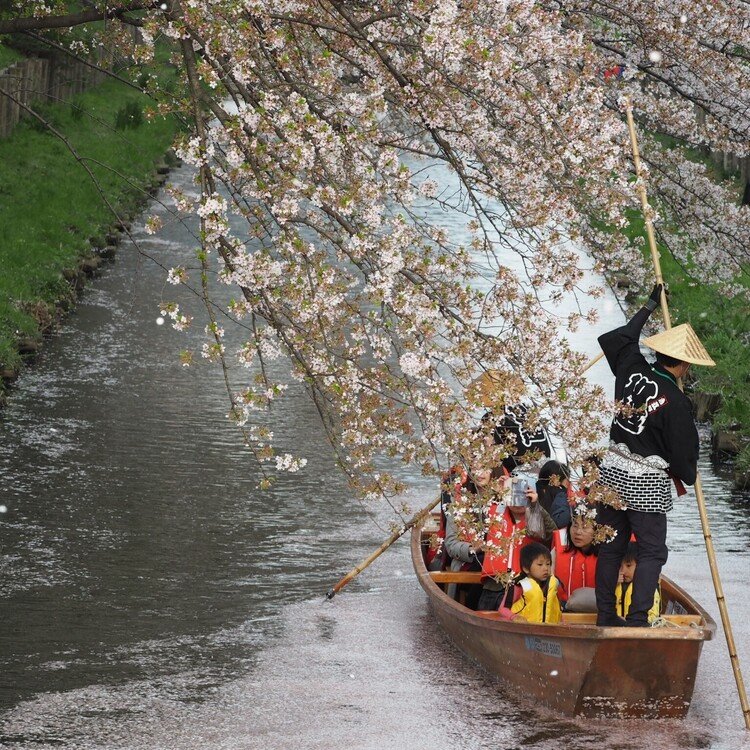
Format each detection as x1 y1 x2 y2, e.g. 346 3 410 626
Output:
429 571 483 584
560 612 703 626
471 610 703 627
560 613 598 624
428 573 704 626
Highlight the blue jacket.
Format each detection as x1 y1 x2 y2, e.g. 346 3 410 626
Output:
548 488 571 529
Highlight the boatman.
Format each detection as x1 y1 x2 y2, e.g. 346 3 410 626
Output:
594 283 715 627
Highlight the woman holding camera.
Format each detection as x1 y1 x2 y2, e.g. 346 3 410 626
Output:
477 472 557 611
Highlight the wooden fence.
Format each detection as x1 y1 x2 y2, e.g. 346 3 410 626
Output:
0 53 107 138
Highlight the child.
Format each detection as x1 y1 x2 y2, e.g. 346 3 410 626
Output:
498 542 562 623
478 474 556 611
552 504 598 609
615 542 661 624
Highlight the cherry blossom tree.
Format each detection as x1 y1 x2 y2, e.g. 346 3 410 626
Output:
2 0 749 501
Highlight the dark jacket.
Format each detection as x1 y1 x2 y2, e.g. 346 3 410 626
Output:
598 306 699 485
547 488 572 529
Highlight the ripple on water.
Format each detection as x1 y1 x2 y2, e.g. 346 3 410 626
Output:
2 161 750 749
0 565 740 750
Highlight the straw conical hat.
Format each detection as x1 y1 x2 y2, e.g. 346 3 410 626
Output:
642 323 715 366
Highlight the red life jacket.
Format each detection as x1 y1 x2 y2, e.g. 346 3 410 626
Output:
424 528 444 567
552 528 597 602
426 467 468 568
481 503 533 580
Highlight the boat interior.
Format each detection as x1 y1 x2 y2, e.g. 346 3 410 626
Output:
419 522 705 627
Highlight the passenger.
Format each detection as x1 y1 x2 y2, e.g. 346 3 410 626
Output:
486 402 552 473
428 433 494 573
430 429 500 604
426 465 485 570
426 467 461 571
616 542 661 624
477 473 556 611
441 464 486 609
552 503 599 608
453 383 554 611
536 460 573 529
498 542 563 623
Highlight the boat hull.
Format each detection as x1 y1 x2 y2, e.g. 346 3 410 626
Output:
412 526 714 718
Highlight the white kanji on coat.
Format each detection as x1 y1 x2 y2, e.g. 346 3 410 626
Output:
615 373 659 435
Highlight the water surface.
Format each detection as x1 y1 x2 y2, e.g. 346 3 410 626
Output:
1 162 749 749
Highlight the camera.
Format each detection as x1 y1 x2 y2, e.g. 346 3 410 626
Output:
508 473 536 506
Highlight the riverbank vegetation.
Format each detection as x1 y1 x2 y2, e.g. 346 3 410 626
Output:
1 3 748 497
0 40 180 388
0 40 21 69
614 139 750 484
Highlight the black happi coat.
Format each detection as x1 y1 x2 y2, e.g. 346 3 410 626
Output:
598 306 699 486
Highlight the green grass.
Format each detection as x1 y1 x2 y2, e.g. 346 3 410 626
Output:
653 130 745 189
619 206 750 469
0 40 23 70
0 74 180 375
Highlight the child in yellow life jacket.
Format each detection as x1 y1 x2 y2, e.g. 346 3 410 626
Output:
498 542 563 624
616 543 661 624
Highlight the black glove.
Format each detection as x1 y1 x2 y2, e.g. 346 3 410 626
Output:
645 283 663 312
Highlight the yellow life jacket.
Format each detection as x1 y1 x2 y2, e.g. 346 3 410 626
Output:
510 576 562 624
615 581 661 623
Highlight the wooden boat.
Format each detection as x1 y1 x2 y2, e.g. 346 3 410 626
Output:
411 516 716 718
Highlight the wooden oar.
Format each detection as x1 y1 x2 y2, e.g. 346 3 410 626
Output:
326 495 442 599
624 97 750 729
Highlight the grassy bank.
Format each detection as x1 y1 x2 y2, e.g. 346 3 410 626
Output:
0 42 22 70
618 180 750 477
0 71 180 384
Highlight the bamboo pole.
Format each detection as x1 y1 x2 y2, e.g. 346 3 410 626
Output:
623 100 670 324
625 98 750 729
582 351 604 372
326 351 608 600
326 495 442 599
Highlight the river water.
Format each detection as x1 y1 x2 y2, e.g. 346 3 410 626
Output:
1 162 749 750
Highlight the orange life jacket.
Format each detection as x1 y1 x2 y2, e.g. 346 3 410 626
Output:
426 467 469 568
481 503 533 580
552 528 597 602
